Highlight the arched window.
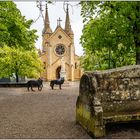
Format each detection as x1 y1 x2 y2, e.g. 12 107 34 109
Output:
75 63 77 69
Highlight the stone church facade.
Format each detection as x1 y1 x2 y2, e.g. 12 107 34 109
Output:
40 4 82 81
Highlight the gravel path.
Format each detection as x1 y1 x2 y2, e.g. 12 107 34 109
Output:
0 82 91 139
1 82 140 139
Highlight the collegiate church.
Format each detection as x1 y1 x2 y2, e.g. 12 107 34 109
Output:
40 4 82 81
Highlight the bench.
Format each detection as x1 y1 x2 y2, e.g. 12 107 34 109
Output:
76 65 140 138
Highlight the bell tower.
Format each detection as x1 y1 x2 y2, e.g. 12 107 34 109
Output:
42 4 52 52
64 4 75 81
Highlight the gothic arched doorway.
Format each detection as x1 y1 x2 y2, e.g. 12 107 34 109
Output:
56 66 61 79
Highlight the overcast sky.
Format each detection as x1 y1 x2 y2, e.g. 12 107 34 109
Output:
15 1 84 56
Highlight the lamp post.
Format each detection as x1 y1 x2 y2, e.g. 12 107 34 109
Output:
108 45 111 69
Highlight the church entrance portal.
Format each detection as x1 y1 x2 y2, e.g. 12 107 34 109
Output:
56 66 61 79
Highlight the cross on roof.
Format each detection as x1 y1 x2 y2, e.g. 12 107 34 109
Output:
57 17 62 26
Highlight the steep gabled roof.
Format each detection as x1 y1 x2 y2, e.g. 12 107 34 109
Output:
42 4 52 34
47 26 72 42
65 4 73 35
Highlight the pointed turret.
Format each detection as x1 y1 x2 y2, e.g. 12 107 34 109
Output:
42 4 52 34
65 4 73 37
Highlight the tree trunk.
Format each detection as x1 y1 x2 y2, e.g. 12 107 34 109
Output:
15 61 19 83
136 47 140 64
15 71 19 83
135 3 140 65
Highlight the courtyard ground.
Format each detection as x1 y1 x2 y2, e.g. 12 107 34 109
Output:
0 82 91 139
0 82 140 139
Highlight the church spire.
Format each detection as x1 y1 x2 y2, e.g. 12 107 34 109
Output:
65 4 73 36
42 4 52 34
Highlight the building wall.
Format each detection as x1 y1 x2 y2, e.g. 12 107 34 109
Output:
40 24 82 81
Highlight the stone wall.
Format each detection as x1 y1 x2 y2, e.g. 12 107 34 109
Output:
76 65 140 138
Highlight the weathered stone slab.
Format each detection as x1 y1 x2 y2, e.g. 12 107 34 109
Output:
76 65 140 138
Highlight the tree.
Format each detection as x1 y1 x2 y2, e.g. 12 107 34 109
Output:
0 1 38 50
0 46 44 82
80 2 140 71
0 2 43 82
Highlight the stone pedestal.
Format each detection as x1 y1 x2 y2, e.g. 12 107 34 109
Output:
60 57 67 80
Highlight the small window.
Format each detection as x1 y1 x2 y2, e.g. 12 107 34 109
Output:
58 35 62 39
43 62 46 69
